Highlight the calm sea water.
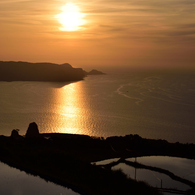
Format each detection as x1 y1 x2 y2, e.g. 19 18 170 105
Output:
0 70 195 143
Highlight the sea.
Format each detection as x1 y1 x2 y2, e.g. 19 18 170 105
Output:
0 69 195 144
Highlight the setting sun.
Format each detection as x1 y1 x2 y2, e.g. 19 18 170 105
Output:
55 3 85 31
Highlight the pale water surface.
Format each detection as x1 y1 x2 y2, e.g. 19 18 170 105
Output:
96 156 195 192
0 161 79 195
0 70 195 143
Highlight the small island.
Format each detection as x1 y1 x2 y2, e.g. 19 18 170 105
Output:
0 122 195 195
87 69 106 75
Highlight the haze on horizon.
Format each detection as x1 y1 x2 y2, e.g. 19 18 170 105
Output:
0 0 195 71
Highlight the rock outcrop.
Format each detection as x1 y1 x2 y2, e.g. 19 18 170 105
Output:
10 129 23 140
25 122 40 138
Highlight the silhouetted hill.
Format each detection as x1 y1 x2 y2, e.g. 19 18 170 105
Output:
0 124 163 195
1 122 195 194
0 61 86 82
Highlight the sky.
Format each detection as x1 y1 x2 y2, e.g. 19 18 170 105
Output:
0 0 195 71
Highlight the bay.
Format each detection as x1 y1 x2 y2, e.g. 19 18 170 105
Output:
0 70 194 143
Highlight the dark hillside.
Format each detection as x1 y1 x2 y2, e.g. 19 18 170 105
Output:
0 61 85 82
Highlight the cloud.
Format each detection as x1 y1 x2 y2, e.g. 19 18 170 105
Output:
1 0 195 44
0 0 60 34
157 23 195 41
170 30 195 36
81 0 195 42
178 23 195 29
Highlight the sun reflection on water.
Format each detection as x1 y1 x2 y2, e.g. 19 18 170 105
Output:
53 82 86 135
60 84 79 117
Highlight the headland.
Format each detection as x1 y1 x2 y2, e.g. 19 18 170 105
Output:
0 61 106 82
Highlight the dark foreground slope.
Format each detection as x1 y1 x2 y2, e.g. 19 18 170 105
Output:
0 61 85 82
0 123 195 194
0 135 160 195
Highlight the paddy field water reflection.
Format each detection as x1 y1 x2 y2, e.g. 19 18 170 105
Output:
95 156 195 192
0 161 79 195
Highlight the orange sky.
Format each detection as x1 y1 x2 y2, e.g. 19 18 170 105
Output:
0 0 195 71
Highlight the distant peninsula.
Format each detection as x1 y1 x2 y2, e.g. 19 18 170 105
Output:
0 61 86 82
0 61 105 82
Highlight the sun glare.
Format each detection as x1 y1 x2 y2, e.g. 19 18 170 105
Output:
55 3 85 31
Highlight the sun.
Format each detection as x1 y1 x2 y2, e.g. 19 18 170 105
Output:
55 3 85 31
